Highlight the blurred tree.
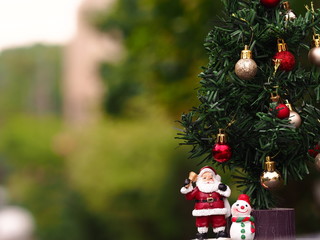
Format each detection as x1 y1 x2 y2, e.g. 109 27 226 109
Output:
0 45 62 116
93 0 223 117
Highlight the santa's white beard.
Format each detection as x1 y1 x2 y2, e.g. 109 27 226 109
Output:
197 179 220 193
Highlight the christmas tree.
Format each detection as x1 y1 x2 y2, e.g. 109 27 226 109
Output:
178 0 320 209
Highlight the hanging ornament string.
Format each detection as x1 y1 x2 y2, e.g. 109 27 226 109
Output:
266 59 281 85
231 14 254 47
226 119 236 129
272 59 281 77
200 118 237 141
270 151 280 160
305 2 317 36
240 18 254 48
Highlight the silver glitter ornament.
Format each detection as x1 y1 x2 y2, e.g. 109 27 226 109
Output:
235 45 258 80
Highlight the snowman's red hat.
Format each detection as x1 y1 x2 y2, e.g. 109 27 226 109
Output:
198 166 221 181
238 194 251 206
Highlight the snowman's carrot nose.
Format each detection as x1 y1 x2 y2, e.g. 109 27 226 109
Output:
241 206 245 209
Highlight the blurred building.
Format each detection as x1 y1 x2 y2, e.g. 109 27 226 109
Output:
63 0 122 125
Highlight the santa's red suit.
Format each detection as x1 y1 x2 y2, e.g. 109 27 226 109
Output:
181 166 231 233
185 187 228 228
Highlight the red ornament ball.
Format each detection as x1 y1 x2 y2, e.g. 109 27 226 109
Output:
309 144 320 158
274 103 290 119
273 51 296 72
260 0 281 8
212 143 232 163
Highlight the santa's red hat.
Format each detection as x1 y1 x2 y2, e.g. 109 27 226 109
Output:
198 166 216 176
198 166 221 181
237 194 251 206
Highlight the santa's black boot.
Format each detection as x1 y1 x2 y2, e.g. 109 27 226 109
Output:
195 232 208 240
216 231 228 238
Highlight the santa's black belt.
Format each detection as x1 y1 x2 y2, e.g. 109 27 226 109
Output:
195 197 223 203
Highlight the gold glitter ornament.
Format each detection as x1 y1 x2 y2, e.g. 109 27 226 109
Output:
235 45 258 80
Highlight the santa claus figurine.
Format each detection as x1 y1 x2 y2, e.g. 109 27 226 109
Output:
230 194 255 240
180 166 231 240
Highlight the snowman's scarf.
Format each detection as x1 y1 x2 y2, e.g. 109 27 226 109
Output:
231 216 255 233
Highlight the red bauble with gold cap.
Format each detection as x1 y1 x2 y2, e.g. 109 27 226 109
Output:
269 93 290 119
309 144 320 158
275 103 290 119
273 39 296 72
212 129 232 163
260 0 281 8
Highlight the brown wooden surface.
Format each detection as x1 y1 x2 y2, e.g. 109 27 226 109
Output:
252 208 295 240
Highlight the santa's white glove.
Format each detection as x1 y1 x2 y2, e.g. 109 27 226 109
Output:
180 185 193 194
216 184 231 198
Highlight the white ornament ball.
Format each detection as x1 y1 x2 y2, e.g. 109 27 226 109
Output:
315 153 320 171
288 111 301 128
309 47 320 67
285 10 296 21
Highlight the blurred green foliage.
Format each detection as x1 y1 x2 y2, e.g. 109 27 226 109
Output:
66 110 194 239
0 45 62 115
93 0 223 117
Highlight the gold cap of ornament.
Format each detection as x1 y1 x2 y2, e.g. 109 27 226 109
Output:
285 100 293 111
216 129 227 144
240 45 252 59
277 39 288 52
313 34 320 48
264 156 276 172
270 92 280 102
283 1 291 10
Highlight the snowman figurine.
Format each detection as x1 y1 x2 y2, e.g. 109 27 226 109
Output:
230 194 255 240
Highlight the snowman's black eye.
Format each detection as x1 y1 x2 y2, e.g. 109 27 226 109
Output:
246 204 248 207
236 204 239 206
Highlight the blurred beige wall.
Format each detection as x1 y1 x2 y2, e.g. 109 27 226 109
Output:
63 0 122 126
